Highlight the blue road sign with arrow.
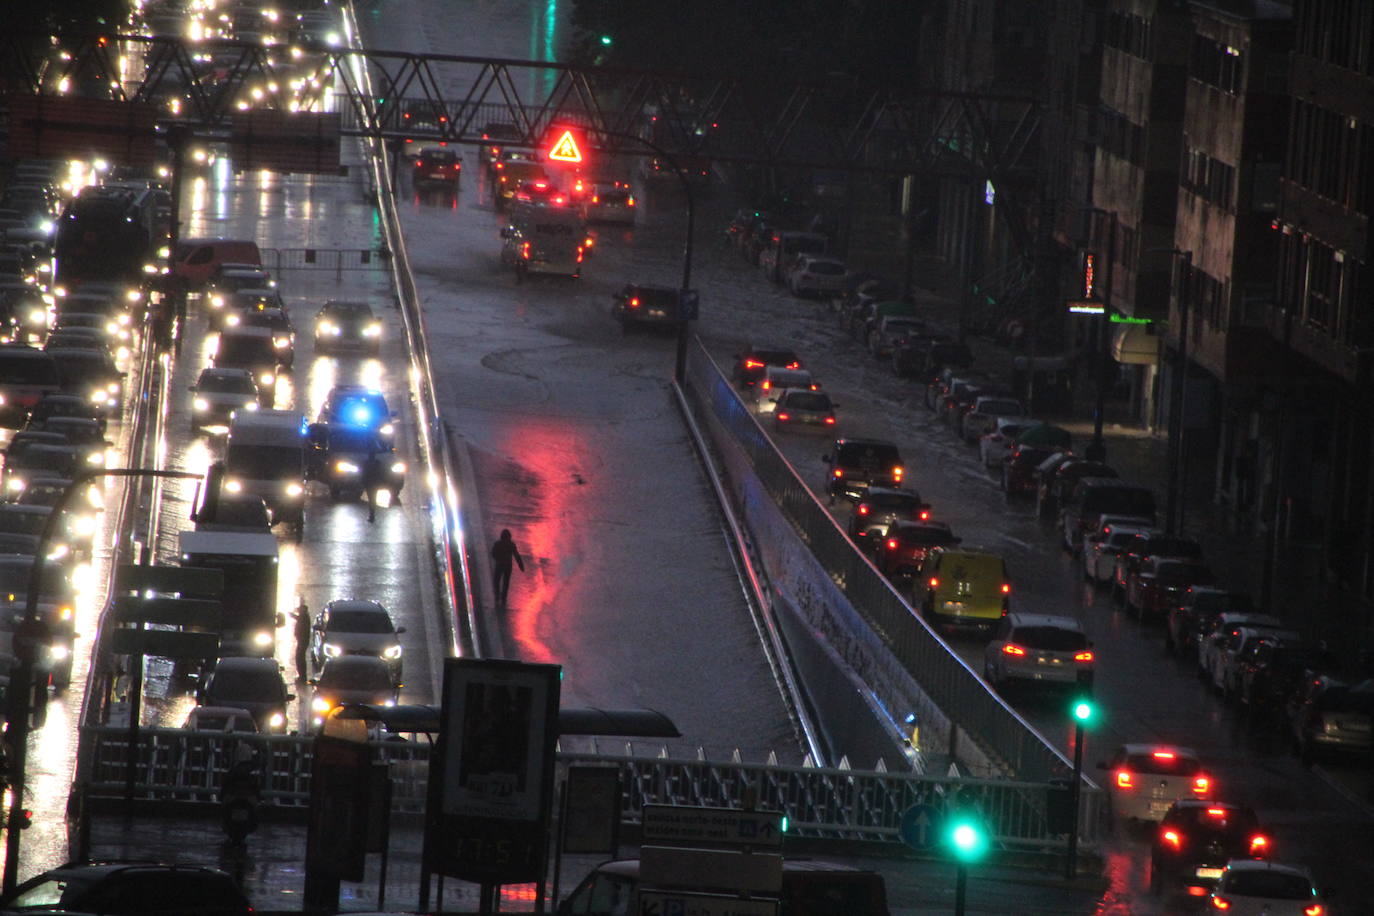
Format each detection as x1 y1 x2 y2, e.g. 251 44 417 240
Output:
900 803 943 851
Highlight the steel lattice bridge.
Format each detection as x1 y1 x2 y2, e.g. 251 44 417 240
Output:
3 32 1041 179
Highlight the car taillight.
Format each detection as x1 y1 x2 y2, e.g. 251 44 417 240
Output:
521 242 530 259
576 247 584 263
833 469 843 478
1210 897 1231 910
744 359 764 369
1074 650 1094 663
761 380 771 390
1161 829 1182 850
1001 583 1011 594
1002 644 1026 656
1206 807 1228 818
776 412 790 421
928 577 939 589
824 416 836 425
1116 769 1134 789
1249 834 1269 855
629 297 640 307
1192 775 1210 795
857 504 870 515
886 538 898 550
1304 905 1325 916
892 466 904 480
785 361 800 369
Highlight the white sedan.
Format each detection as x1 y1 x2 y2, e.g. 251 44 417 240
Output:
786 255 848 297
1081 523 1152 585
1208 860 1328 915
978 417 1039 467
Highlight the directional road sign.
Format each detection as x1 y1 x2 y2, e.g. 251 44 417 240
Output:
899 803 944 851
115 564 224 597
639 846 782 894
642 805 783 848
639 889 779 916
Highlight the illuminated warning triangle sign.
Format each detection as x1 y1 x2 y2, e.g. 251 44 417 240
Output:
547 129 583 163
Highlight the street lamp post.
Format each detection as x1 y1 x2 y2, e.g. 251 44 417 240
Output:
1148 248 1193 535
3 467 200 894
1079 208 1117 464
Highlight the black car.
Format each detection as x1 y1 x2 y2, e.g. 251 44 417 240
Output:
732 344 802 388
225 307 295 368
0 862 252 916
872 520 961 579
1150 800 1270 898
306 423 406 500
846 486 930 542
1165 587 1255 656
314 299 382 355
822 437 905 503
412 147 462 189
612 284 679 331
1001 445 1056 495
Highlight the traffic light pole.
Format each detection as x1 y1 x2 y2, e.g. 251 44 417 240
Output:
2 468 198 894
1065 716 1085 880
954 862 969 916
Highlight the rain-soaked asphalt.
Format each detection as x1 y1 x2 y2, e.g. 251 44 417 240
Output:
14 1 1372 912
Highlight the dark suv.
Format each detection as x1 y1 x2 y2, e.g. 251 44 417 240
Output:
0 862 252 916
822 437 905 503
412 148 461 189
1150 800 1270 898
732 344 801 388
612 284 679 331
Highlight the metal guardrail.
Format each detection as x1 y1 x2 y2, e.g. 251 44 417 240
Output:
80 727 1099 850
678 340 1075 785
259 247 387 278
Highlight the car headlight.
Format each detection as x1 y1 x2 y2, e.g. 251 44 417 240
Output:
335 460 359 475
253 630 274 648
379 423 395 437
73 514 98 537
86 450 105 466
363 323 381 337
46 543 70 561
273 336 290 348
59 605 74 621
118 313 132 326
107 381 120 393
285 481 304 497
49 644 70 661
225 312 242 326
105 321 120 335
311 696 333 714
244 399 259 411
323 643 342 657
383 644 403 659
6 478 25 492
390 461 406 474
224 478 243 493
259 371 275 386
26 308 45 325
268 711 286 730
194 397 210 412
90 390 108 404
211 294 225 308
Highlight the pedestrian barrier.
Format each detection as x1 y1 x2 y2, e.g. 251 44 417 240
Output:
79 727 1100 850
258 247 387 280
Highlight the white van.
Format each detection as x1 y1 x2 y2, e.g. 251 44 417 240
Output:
499 203 585 279
224 409 307 531
753 366 817 413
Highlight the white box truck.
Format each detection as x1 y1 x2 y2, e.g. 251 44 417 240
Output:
178 529 281 657
224 409 307 533
499 202 586 280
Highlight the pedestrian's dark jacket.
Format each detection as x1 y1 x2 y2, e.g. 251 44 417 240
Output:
492 538 524 569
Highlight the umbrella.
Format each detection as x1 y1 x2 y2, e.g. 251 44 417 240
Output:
1015 423 1073 449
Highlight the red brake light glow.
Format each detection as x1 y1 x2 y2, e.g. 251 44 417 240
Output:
1211 897 1231 910
1152 750 1176 760
833 469 843 478
1073 650 1094 663
857 505 870 515
1002 644 1026 656
776 412 790 421
1162 829 1182 849
1115 769 1133 789
629 297 640 307
1192 775 1210 795
744 359 764 369
1249 834 1269 854
785 361 800 369
886 538 898 550
1206 807 1228 818
1305 905 1325 916
761 380 771 390
893 466 904 480
1001 583 1011 594
928 577 939 589
918 509 930 520
824 416 836 425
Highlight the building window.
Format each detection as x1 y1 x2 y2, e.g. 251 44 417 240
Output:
1105 11 1153 59
1304 242 1337 332
1180 143 1236 211
1191 35 1243 94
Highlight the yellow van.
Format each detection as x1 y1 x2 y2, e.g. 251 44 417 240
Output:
913 547 1010 630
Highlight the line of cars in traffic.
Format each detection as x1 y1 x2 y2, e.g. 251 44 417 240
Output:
722 211 1341 911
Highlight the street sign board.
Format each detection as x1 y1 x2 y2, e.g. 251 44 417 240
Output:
230 110 343 174
6 96 158 168
639 890 779 916
115 564 224 597
642 805 783 848
111 596 221 629
1066 299 1105 315
109 628 218 659
639 846 782 894
899 803 944 851
547 129 584 163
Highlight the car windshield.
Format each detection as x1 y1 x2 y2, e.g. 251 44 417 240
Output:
0 560 69 597
1106 531 1139 548
1155 562 1213 584
217 335 275 362
0 352 59 385
1140 537 1203 559
753 350 798 367
1222 870 1313 899
1125 751 1201 776
328 428 387 453
978 399 1022 416
208 667 282 702
200 373 256 395
0 510 47 536
55 354 117 385
320 662 393 691
783 392 832 411
1173 806 1257 835
808 261 845 275
896 527 957 546
7 875 98 909
323 302 372 322
837 443 901 467
867 493 921 510
1012 626 1088 651
329 609 393 633
226 445 302 478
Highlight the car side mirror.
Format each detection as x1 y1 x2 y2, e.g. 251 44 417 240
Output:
395 626 407 634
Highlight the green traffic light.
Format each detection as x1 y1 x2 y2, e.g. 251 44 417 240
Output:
780 815 789 833
599 35 613 46
1071 698 1096 723
948 819 987 862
